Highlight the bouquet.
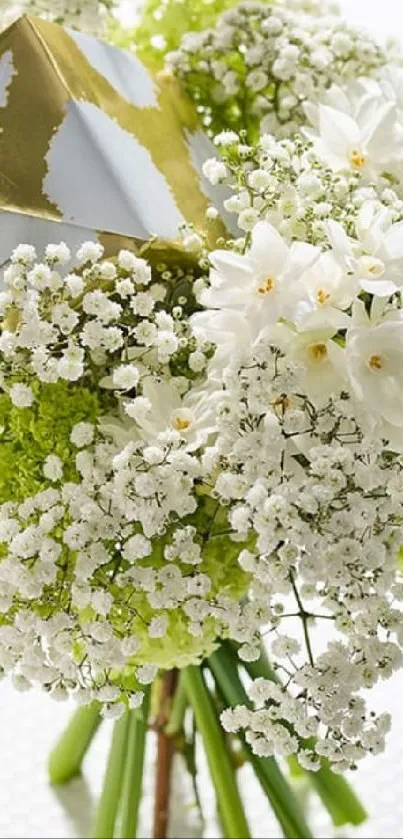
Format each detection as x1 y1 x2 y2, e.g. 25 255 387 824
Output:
1 0 403 837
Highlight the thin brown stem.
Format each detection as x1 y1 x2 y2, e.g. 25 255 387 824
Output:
153 670 178 839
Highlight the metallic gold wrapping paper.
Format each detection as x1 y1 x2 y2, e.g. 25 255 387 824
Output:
0 14 230 263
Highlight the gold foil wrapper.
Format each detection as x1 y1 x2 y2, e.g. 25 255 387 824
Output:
0 15 229 263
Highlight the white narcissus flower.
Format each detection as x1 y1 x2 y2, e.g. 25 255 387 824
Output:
288 251 353 331
132 379 218 451
278 326 347 400
346 311 403 440
198 221 319 346
328 202 403 297
305 92 403 177
191 309 253 367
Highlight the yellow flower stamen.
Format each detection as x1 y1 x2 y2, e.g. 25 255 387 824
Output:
172 416 192 431
257 276 276 295
349 148 368 169
369 354 384 371
316 288 330 305
307 342 328 362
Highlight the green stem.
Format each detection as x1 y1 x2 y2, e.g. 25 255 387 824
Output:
310 766 367 827
209 647 313 839
165 672 187 738
92 711 130 839
236 642 367 828
116 688 151 839
182 666 251 839
48 702 102 785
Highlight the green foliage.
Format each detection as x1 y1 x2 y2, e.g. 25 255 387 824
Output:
110 0 267 69
0 381 100 504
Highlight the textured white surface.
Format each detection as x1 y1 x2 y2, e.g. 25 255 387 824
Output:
1 1 403 837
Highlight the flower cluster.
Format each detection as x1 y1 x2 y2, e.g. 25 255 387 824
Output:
3 0 403 773
0 240 250 716
202 128 403 247
167 0 387 140
0 0 115 33
189 212 403 768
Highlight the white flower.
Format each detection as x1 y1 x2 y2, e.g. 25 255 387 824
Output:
133 378 217 451
70 422 95 448
9 384 34 408
202 158 228 185
248 169 276 190
76 241 104 264
65 273 84 298
45 242 71 265
129 691 144 709
328 202 403 296
183 232 203 252
188 351 207 372
98 261 117 280
346 314 403 440
305 93 403 176
191 310 252 364
112 365 140 390
289 251 353 331
43 455 63 482
214 130 239 146
156 331 179 360
122 535 152 561
281 327 347 399
11 244 36 265
199 221 319 346
57 345 84 381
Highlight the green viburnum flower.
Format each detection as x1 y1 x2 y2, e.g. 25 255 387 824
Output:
0 380 100 503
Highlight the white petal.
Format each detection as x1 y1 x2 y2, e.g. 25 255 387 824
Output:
318 105 360 156
249 221 288 275
384 220 403 260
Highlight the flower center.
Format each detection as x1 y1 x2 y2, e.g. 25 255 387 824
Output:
368 353 384 371
349 148 368 169
316 288 330 305
360 256 385 277
307 342 328 362
172 416 191 431
171 408 194 432
257 276 276 295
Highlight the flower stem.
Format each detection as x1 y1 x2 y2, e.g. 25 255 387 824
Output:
92 711 130 839
48 702 102 785
208 647 313 839
182 665 251 839
310 765 367 827
153 670 178 839
116 687 151 839
165 672 187 738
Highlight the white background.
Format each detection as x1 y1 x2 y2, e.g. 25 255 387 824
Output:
1 1 403 837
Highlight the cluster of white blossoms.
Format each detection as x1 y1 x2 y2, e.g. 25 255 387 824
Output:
0 240 249 716
204 127 403 246
189 213 403 768
167 0 387 140
3 0 403 771
0 0 115 32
